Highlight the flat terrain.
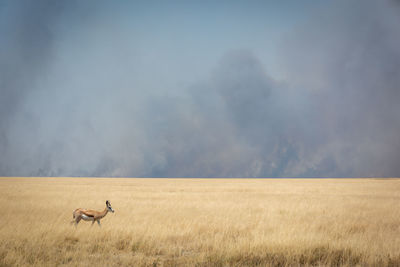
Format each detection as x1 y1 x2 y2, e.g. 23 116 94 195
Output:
0 178 399 266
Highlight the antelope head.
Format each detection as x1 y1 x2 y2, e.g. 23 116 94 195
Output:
106 200 115 213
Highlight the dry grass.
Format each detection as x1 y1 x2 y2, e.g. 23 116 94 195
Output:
0 177 399 266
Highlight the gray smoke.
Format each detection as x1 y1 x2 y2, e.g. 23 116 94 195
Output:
0 0 399 177
280 0 400 177
0 1 66 175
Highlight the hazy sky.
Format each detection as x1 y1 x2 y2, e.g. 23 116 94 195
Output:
1 0 399 177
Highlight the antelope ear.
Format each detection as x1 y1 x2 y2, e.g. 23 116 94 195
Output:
106 200 109 205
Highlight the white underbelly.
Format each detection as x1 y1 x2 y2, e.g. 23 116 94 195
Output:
81 214 94 221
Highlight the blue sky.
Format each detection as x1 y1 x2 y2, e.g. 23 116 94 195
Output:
50 1 322 91
0 0 399 177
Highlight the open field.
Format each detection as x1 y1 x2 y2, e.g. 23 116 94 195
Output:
0 178 399 266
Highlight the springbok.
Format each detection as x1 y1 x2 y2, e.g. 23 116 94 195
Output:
71 200 114 227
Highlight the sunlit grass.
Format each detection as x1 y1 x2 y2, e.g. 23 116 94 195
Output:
0 177 399 266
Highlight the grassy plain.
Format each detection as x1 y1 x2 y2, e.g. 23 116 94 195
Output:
0 177 399 266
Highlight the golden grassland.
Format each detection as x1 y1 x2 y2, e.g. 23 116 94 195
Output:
0 178 399 266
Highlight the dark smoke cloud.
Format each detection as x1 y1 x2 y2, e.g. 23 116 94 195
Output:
140 51 289 178
0 0 399 177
